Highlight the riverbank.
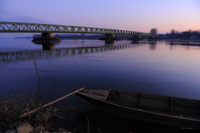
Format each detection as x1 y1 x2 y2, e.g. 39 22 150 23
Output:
0 91 72 133
3 123 71 133
1 91 197 133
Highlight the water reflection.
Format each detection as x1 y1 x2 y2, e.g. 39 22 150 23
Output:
148 40 157 50
105 39 114 44
0 44 132 62
34 42 56 50
131 40 140 44
131 40 158 50
166 40 200 47
42 43 55 50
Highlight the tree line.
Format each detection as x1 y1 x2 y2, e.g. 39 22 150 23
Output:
166 29 200 39
150 28 200 39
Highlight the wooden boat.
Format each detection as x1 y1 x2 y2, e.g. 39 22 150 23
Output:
76 88 200 129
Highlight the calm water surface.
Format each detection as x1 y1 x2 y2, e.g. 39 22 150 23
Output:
1 39 200 132
1 39 200 99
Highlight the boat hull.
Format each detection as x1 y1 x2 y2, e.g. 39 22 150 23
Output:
77 89 200 129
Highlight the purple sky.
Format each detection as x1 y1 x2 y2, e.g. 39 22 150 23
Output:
0 0 200 36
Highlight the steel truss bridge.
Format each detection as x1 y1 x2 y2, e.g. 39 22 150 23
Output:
0 22 152 36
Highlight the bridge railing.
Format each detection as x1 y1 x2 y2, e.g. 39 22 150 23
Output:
0 22 151 36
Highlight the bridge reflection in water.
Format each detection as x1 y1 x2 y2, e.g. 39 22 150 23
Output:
0 44 133 62
35 42 56 50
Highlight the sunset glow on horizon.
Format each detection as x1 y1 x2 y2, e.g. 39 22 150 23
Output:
0 0 199 34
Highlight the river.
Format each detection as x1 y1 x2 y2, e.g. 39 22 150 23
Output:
0 39 200 132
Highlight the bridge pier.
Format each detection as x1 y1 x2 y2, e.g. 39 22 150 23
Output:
132 34 141 41
148 35 156 40
32 32 60 45
105 34 115 44
42 32 54 39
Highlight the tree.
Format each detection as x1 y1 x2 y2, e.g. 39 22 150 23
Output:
150 28 158 35
170 29 176 34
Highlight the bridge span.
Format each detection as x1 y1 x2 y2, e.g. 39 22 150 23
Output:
0 22 154 42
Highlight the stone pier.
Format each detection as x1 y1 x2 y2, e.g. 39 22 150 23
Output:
42 32 54 39
105 34 115 44
32 32 60 44
132 34 141 41
148 35 155 40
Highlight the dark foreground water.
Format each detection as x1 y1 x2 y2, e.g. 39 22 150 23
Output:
1 39 200 132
